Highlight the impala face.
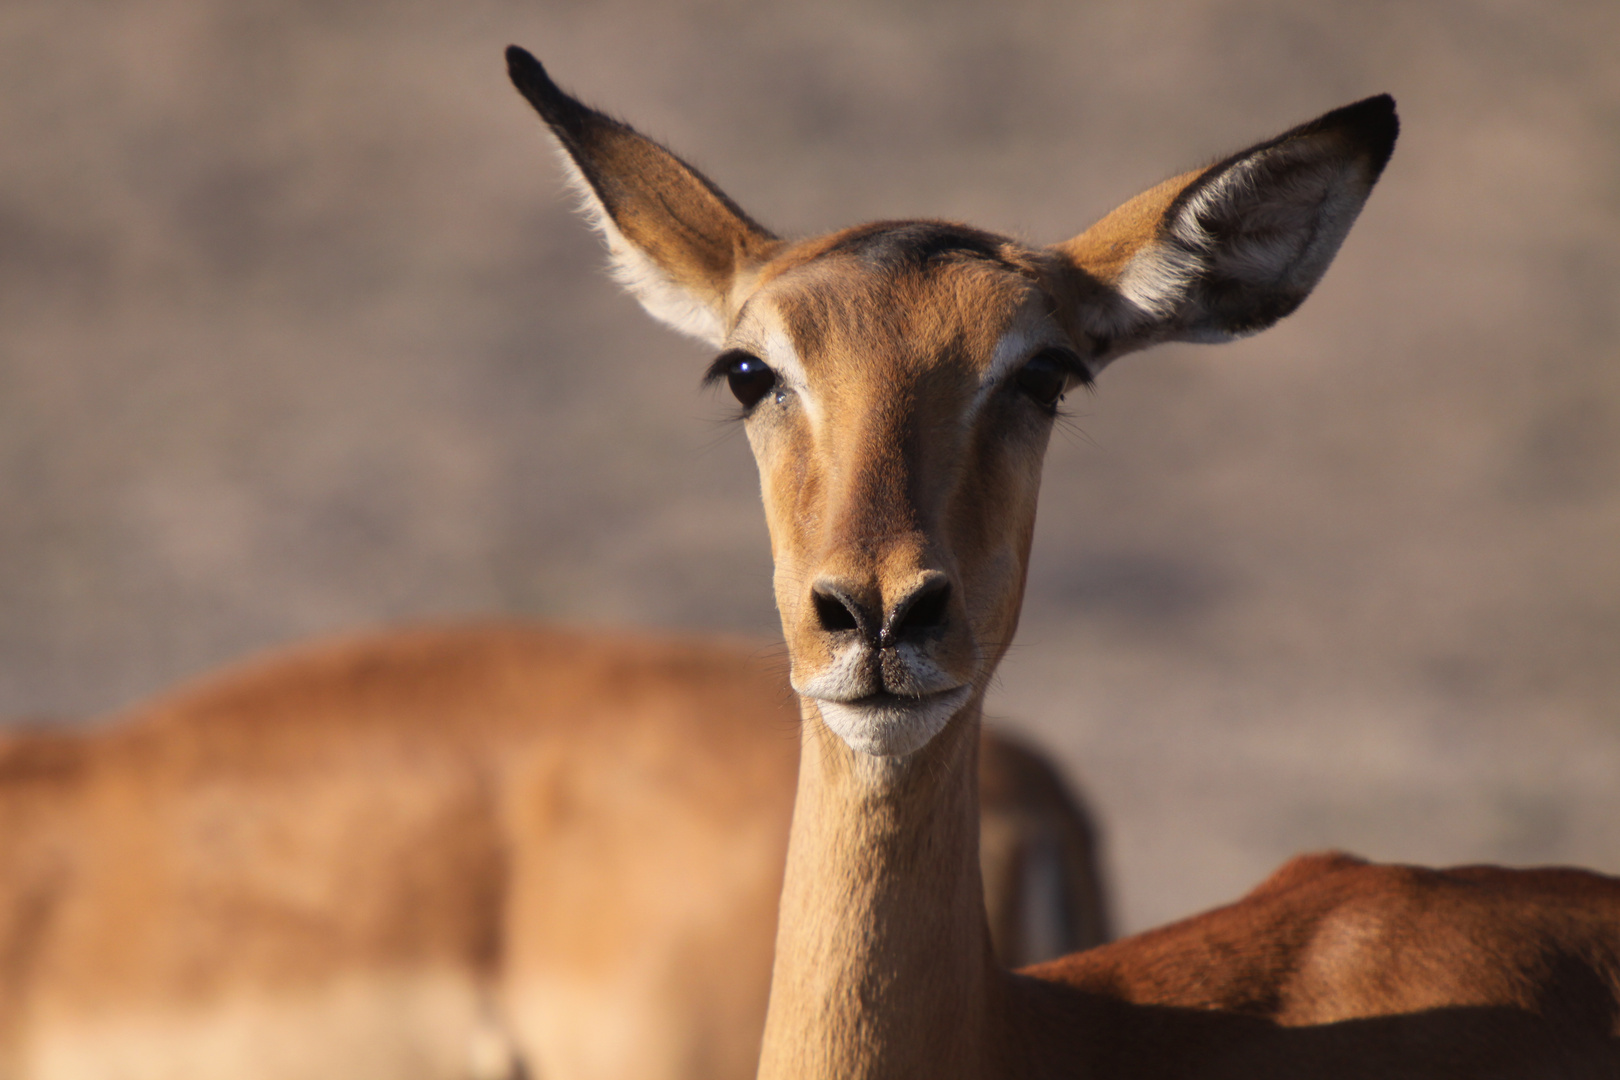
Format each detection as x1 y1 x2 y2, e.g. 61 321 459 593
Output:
507 45 1398 758
714 229 1086 754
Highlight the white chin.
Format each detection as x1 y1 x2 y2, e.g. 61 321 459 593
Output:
814 687 973 757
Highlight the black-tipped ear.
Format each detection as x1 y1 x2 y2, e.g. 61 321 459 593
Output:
1055 94 1398 366
505 46 570 124
1303 93 1399 180
505 45 779 345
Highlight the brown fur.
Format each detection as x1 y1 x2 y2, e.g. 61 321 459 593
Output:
506 44 1620 1078
0 623 1108 1080
1034 852 1620 1028
1054 169 1198 284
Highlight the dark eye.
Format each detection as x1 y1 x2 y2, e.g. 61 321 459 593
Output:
1012 349 1074 409
722 351 777 409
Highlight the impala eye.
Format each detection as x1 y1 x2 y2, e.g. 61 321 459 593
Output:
1012 348 1077 410
716 351 778 409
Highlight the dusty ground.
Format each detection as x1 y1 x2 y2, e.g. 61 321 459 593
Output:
2 0 1617 931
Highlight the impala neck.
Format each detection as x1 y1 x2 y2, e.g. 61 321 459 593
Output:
757 695 1003 1080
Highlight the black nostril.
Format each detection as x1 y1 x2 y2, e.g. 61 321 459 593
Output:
887 579 951 641
812 586 863 634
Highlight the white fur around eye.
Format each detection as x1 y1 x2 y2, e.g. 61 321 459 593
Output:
729 312 821 426
972 316 1086 415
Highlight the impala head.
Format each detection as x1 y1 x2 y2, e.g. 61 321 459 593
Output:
508 46 1396 758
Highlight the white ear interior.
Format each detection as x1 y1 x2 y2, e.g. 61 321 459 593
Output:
1116 138 1374 342
553 150 728 347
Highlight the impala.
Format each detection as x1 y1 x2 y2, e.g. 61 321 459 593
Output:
506 43 1620 1080
0 625 1106 1080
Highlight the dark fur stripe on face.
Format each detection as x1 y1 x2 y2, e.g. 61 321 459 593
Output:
822 222 1018 273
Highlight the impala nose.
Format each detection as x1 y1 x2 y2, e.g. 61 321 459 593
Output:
811 576 953 647
811 582 871 638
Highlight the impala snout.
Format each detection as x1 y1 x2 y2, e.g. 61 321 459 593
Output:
811 574 952 649
792 570 977 757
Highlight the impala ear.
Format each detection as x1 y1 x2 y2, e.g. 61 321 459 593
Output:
1052 95 1398 369
506 46 781 346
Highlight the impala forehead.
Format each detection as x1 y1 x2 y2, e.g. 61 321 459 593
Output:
730 255 1063 406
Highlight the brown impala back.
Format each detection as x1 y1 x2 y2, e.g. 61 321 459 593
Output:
0 622 1107 1080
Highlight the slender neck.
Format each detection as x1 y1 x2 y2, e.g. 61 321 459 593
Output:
757 696 1002 1080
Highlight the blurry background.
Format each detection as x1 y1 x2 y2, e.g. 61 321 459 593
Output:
1 0 1617 933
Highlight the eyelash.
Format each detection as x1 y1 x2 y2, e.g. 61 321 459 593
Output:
1009 347 1092 411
